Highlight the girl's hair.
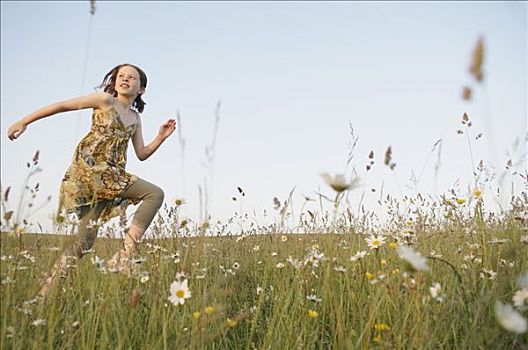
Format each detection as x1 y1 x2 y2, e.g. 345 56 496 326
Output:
98 63 148 113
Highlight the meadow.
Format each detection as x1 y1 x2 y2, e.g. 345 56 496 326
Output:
1 187 527 349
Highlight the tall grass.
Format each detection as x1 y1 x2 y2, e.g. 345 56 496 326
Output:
1 209 527 349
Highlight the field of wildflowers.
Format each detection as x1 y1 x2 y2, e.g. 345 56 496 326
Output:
1 37 527 349
1 178 527 348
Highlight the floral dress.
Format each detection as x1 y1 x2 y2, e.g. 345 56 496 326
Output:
57 106 140 223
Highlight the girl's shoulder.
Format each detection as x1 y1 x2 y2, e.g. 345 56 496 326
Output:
92 93 117 113
98 93 116 109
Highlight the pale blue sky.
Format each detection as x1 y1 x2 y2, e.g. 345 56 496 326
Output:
1 1 526 233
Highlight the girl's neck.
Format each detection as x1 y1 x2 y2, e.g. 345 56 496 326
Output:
115 95 134 111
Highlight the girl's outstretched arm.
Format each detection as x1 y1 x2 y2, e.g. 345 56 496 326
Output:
6 92 113 141
131 117 176 161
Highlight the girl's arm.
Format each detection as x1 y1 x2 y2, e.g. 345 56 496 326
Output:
6 92 113 140
131 116 176 161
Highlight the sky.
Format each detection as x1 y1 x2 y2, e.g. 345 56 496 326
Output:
1 1 527 234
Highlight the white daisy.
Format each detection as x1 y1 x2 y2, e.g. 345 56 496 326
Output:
140 271 150 284
306 294 322 303
366 235 386 250
397 245 429 272
495 301 527 334
286 256 303 269
512 288 528 311
321 173 361 193
350 250 369 262
333 265 346 273
480 269 497 280
168 279 191 306
304 249 325 267
429 282 445 303
175 271 189 281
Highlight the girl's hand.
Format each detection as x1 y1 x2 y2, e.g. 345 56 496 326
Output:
159 119 176 140
7 121 27 141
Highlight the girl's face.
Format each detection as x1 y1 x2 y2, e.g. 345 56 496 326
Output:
115 65 143 98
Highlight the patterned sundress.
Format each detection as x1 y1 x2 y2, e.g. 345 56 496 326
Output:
57 106 140 223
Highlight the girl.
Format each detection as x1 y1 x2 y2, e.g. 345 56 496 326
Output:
6 63 176 297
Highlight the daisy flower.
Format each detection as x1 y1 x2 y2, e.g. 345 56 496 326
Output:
513 288 528 311
480 269 497 280
321 173 361 193
429 282 445 302
333 265 346 273
306 294 322 303
495 301 527 334
366 235 386 250
350 250 369 262
397 245 429 272
168 279 191 306
286 256 303 269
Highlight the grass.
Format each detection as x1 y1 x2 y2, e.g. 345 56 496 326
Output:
1 214 527 349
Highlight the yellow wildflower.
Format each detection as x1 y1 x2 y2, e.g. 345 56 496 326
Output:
205 306 215 314
374 323 390 331
365 272 375 280
308 310 318 318
227 318 237 327
192 311 201 320
389 242 398 249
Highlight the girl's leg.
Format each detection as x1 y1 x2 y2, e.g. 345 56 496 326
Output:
39 201 108 297
108 178 164 267
70 201 109 257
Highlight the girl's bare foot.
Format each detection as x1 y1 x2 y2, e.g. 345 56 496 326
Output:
38 254 76 298
107 249 134 276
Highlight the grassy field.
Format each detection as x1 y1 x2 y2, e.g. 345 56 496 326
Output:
1 212 527 349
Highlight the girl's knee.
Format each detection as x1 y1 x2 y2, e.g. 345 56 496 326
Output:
150 185 164 208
